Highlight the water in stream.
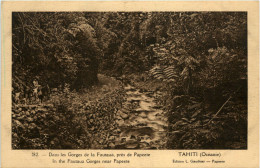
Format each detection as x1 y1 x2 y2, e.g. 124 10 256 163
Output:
112 84 168 149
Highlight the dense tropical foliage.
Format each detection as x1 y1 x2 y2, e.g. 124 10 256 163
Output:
13 12 247 149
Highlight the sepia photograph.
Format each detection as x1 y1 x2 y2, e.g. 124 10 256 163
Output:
12 12 248 150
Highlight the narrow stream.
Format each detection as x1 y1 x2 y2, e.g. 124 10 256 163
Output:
113 84 168 149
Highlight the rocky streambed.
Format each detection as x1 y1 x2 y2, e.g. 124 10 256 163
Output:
107 84 168 149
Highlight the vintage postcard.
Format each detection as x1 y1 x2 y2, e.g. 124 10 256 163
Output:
1 1 259 167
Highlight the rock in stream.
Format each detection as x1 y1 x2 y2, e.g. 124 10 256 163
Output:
110 84 168 149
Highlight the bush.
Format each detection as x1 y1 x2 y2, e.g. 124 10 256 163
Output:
12 76 126 149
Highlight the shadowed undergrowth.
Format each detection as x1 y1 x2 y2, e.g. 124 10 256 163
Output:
12 74 126 149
